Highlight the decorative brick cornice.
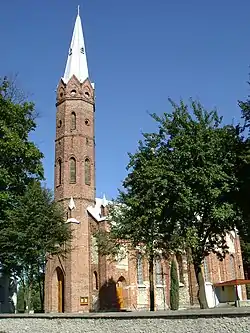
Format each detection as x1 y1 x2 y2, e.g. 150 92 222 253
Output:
56 97 95 107
55 134 95 143
57 197 94 204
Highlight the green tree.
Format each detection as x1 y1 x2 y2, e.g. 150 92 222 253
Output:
104 139 177 311
0 78 72 311
238 82 250 131
170 259 179 310
148 99 241 308
0 76 44 311
3 180 72 312
0 77 44 268
16 284 25 313
236 85 250 279
0 77 43 196
17 277 42 313
236 79 250 222
107 99 241 309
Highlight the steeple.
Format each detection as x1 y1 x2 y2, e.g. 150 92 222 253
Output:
63 6 89 84
46 5 96 314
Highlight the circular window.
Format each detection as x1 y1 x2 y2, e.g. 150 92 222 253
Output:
57 120 62 128
60 92 63 98
85 119 90 126
71 89 77 96
84 91 90 98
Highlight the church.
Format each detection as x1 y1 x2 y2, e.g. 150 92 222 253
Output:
44 8 246 313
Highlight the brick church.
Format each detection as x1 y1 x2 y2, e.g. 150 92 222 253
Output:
44 8 246 313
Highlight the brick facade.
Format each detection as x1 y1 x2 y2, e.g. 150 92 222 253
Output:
44 14 245 313
44 73 245 313
44 76 96 313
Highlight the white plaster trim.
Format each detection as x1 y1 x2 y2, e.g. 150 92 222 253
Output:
66 217 80 224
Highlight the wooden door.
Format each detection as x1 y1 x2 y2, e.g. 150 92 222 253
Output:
57 267 64 313
58 280 63 312
116 283 124 309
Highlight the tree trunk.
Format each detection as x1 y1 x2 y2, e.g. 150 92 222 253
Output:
38 264 45 313
193 261 208 309
38 274 44 313
20 277 27 313
149 253 155 311
41 273 45 312
27 281 32 313
21 279 28 313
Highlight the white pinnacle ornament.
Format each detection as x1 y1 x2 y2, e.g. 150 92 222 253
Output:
69 196 76 210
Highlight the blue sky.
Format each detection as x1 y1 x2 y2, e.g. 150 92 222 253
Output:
1 0 250 199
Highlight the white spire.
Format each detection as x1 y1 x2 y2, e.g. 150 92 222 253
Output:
102 194 108 207
63 6 89 84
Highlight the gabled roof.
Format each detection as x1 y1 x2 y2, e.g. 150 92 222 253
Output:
87 195 110 222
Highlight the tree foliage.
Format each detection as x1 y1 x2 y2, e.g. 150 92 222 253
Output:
238 81 250 132
105 133 179 311
236 81 250 275
108 98 241 309
17 275 43 313
170 259 179 310
2 180 72 311
0 77 43 203
0 76 45 296
0 78 72 312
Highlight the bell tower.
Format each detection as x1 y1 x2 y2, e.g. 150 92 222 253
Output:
45 7 95 313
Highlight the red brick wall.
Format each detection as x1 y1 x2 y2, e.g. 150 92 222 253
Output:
45 74 246 313
45 77 96 313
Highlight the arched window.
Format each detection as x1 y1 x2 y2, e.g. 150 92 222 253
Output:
100 205 105 217
58 159 62 185
137 253 143 285
93 271 98 290
203 257 210 282
155 258 163 285
71 112 76 130
230 255 236 279
219 260 225 282
69 158 76 183
176 253 184 284
85 158 91 185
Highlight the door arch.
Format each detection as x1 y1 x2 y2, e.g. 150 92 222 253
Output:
56 267 64 313
116 276 127 310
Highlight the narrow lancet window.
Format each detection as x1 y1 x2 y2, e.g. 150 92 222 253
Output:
93 271 98 290
58 159 62 185
137 253 143 285
203 257 210 282
155 258 163 285
71 112 76 130
230 255 236 279
69 158 76 183
85 158 91 185
176 253 184 284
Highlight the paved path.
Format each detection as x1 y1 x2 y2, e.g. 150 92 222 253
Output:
1 306 250 319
